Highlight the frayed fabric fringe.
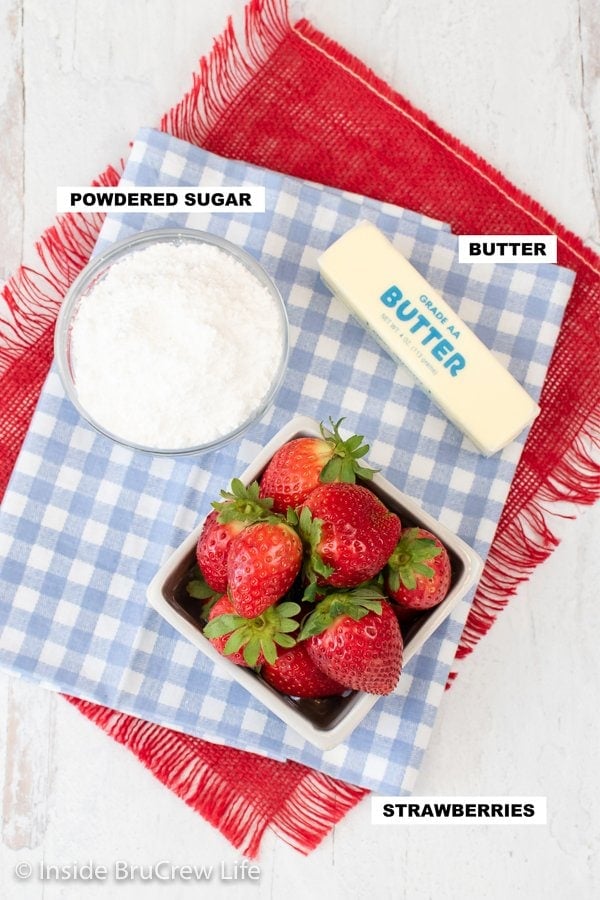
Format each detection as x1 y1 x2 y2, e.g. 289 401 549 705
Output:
65 697 367 857
270 771 369 854
64 698 272 857
455 412 600 665
161 0 290 146
0 165 122 379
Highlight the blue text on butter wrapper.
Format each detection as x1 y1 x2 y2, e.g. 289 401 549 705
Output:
380 286 466 376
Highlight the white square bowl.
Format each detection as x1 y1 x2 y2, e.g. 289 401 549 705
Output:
147 415 483 750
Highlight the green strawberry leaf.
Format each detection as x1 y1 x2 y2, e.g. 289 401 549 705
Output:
387 528 445 590
354 463 379 479
230 477 247 500
286 507 299 527
298 606 334 639
205 600 300 665
186 578 218 601
276 601 301 618
345 433 366 452
223 628 249 655
413 562 435 578
301 581 320 604
201 596 221 620
387 569 401 593
316 417 378 483
212 479 274 525
339 457 356 483
187 570 221 619
243 636 262 667
273 633 296 648
351 444 370 459
297 506 335 582
203 613 245 638
397 566 417 591
298 586 384 639
319 456 343 483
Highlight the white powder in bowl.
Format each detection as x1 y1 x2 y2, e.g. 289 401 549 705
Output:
70 241 286 450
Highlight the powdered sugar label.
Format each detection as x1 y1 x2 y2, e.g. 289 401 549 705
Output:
57 186 266 213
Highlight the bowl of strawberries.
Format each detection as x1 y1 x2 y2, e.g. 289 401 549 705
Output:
147 415 483 749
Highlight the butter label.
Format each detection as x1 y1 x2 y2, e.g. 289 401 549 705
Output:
458 235 557 264
380 286 466 376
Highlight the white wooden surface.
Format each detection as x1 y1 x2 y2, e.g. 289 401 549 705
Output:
1 1 599 897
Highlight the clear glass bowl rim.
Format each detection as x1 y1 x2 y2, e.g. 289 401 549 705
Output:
54 227 290 456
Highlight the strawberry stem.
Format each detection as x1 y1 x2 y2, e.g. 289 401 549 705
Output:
318 417 378 483
212 478 275 525
298 585 384 640
203 601 301 667
386 528 442 591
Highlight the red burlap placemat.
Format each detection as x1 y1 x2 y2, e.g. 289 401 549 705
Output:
1 0 599 856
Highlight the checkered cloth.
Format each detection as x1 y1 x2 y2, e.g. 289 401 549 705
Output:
0 128 574 793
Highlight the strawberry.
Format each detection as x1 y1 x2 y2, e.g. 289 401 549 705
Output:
227 520 303 618
196 479 274 592
299 482 401 588
196 510 244 592
259 418 376 514
386 527 451 610
299 588 403 695
204 596 300 668
261 641 346 698
204 595 258 667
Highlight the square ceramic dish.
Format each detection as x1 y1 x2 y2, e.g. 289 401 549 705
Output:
147 415 483 750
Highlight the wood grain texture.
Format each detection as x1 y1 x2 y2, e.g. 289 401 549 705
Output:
0 0 23 283
1 682 55 850
0 0 598 896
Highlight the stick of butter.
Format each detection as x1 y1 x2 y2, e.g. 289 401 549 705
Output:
318 221 540 456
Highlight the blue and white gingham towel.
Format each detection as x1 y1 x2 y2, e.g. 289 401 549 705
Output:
0 128 574 793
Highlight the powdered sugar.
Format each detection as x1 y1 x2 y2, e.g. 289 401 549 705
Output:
70 240 285 450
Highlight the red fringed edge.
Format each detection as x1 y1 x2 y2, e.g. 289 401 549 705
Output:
65 697 367 858
456 413 600 658
161 0 289 146
270 771 368 854
64 698 271 857
0 164 122 378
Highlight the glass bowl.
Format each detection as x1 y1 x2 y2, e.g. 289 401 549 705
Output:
54 228 289 456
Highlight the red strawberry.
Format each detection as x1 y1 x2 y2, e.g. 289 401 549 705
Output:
259 418 376 514
196 479 274 592
261 641 346 698
300 482 401 588
386 527 451 610
300 589 403 695
205 596 258 667
204 596 301 668
227 521 303 618
196 510 244 592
